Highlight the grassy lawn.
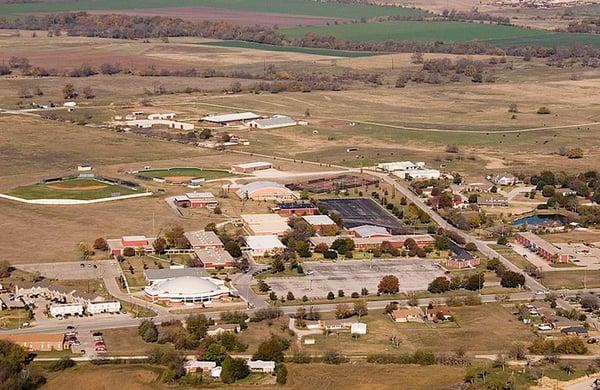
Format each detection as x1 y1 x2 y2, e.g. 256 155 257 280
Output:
0 309 32 329
282 20 600 47
243 316 293 354
200 40 382 57
120 256 164 290
300 304 535 355
540 270 600 289
0 0 425 18
136 167 233 180
101 327 155 356
490 245 538 270
6 178 140 200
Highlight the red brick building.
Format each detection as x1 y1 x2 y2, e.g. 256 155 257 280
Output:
515 232 569 263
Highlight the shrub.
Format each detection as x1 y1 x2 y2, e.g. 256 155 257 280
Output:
48 357 75 372
537 106 551 114
323 350 347 364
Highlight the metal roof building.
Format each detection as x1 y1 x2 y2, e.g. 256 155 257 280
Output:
144 267 209 283
201 112 260 123
247 115 297 129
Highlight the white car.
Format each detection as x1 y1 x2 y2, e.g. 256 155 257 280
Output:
537 323 553 331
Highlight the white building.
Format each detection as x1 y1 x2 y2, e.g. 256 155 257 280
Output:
248 360 276 373
211 366 222 378
351 323 367 335
144 276 230 304
244 235 286 257
148 112 176 120
377 161 440 180
201 112 260 125
247 115 297 129
184 360 216 374
49 303 84 317
86 301 121 315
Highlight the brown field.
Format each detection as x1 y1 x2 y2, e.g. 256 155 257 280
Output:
301 304 535 355
87 7 343 27
40 362 465 390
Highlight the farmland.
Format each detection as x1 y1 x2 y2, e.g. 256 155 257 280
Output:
0 0 425 19
283 20 600 47
200 40 382 58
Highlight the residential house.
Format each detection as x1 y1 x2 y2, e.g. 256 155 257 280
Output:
425 306 452 321
391 307 423 323
206 323 241 336
248 360 276 373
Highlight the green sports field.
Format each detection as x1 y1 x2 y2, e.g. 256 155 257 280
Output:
7 178 140 200
137 167 232 180
200 40 382 57
283 21 600 47
0 0 424 19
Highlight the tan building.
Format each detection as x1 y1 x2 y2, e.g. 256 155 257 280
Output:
241 214 290 236
0 333 66 351
236 181 296 201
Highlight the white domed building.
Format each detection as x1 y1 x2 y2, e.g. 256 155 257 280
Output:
144 275 230 304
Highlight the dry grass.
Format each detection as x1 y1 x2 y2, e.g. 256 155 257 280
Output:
40 361 465 390
101 327 155 356
301 304 535 355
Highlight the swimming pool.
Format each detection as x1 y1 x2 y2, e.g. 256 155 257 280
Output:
512 214 565 227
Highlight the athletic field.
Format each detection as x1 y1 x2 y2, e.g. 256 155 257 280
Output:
7 178 139 200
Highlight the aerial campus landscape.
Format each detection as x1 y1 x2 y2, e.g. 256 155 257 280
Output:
2 1 600 390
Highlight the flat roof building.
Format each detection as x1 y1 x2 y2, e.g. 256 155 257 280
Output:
107 235 156 256
173 192 218 208
184 230 223 249
271 202 318 216
244 235 286 257
248 360 276 373
231 162 273 174
302 214 336 227
236 181 296 201
0 333 66 352
201 112 260 124
350 225 391 238
193 248 235 269
241 214 290 236
309 234 434 251
247 115 297 130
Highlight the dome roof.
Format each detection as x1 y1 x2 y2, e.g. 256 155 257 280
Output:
154 276 220 296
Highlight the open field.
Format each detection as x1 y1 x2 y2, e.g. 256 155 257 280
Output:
540 270 600 289
40 361 465 390
283 20 600 47
7 178 140 200
101 327 155 356
301 304 535 355
200 40 382 57
0 309 31 329
0 0 425 19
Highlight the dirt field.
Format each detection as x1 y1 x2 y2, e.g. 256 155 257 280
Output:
87 7 343 26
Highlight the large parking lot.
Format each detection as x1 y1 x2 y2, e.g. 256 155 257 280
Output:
264 259 444 298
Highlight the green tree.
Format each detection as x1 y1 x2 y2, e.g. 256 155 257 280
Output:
224 240 242 258
500 271 526 288
252 335 290 363
464 273 484 291
0 260 12 278
221 356 250 384
428 277 450 293
276 363 288 385
203 343 228 364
